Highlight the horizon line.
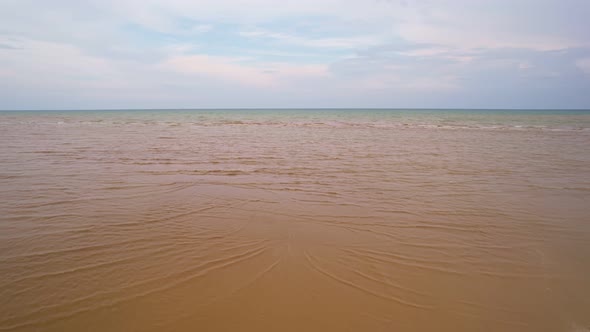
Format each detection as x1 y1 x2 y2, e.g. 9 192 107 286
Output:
2 107 590 112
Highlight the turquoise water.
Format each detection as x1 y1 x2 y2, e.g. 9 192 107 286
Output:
2 109 590 131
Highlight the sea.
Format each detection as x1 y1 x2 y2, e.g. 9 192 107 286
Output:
1 109 589 331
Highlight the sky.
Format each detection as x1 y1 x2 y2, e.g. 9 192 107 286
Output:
0 0 589 110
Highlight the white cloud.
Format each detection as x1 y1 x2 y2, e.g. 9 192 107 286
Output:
103 0 403 25
0 37 115 87
238 28 381 49
162 54 328 87
163 55 275 86
1 0 589 109
355 73 459 92
106 0 590 50
191 24 213 33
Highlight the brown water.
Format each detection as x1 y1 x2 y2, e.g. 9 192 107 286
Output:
1 109 589 331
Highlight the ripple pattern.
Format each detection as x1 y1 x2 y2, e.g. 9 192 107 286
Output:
1 109 589 332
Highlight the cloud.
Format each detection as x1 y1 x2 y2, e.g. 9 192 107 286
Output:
163 54 328 87
577 58 590 75
163 55 275 86
395 0 590 50
191 24 213 34
0 37 116 87
238 28 381 49
0 43 20 50
328 42 590 107
0 0 589 109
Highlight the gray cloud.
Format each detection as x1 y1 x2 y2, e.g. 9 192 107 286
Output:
0 0 589 109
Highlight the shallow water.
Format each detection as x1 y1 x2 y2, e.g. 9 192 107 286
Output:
1 109 589 331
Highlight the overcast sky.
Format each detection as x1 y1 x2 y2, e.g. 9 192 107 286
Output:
1 0 589 109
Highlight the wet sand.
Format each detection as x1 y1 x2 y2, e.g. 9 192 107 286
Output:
1 110 589 331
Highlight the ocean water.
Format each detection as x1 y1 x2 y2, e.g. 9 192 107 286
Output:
0 109 589 331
